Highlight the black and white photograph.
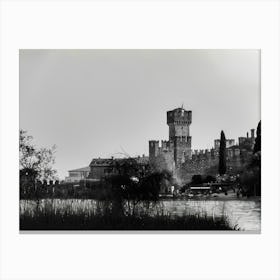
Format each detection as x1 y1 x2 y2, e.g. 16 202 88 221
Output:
19 49 261 231
1 1 280 279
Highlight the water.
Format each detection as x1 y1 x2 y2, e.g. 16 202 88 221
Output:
161 199 261 231
20 198 261 232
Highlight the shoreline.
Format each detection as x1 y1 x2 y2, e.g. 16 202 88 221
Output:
19 196 261 202
159 195 261 202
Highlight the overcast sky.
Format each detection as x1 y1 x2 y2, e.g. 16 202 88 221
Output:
20 49 260 179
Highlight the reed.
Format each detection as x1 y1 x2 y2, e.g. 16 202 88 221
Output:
20 199 234 230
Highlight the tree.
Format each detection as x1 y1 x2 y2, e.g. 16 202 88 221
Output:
253 121 261 154
95 158 172 216
191 175 203 184
240 166 261 197
241 120 261 196
219 130 227 175
150 152 175 174
204 175 216 183
19 129 57 182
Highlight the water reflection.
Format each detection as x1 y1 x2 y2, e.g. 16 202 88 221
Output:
162 199 261 231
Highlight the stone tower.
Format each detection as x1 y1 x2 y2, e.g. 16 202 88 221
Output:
148 140 159 161
167 107 192 164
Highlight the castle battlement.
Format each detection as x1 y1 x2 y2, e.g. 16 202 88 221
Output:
149 107 192 165
149 107 255 171
191 148 217 161
167 108 192 125
191 146 242 161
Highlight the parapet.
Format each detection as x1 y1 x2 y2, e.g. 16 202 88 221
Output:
191 148 217 160
149 140 159 147
214 139 236 150
167 108 192 125
191 146 241 161
149 139 174 158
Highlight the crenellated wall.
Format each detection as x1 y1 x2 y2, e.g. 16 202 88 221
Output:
176 147 251 184
149 107 193 166
149 107 256 185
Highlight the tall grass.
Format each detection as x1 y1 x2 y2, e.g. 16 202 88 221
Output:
20 199 234 230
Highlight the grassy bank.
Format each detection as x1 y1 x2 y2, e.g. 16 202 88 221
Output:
20 204 234 230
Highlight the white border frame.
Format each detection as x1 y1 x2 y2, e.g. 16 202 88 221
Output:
1 1 280 280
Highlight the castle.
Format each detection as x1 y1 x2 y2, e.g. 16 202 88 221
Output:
149 107 192 166
149 106 256 183
65 106 256 184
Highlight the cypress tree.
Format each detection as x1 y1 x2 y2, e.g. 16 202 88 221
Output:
253 121 261 154
219 130 227 175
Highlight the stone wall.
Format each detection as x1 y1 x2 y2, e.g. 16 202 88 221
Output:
175 149 251 185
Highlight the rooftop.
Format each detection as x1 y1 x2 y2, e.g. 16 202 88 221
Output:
90 156 149 166
68 166 90 172
90 158 114 166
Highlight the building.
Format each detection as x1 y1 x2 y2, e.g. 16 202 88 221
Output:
88 158 116 180
65 166 90 182
148 106 258 184
149 106 192 166
88 155 149 181
214 139 235 150
68 107 257 186
238 129 255 149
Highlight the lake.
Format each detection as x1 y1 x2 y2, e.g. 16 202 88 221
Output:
161 199 261 231
20 198 261 232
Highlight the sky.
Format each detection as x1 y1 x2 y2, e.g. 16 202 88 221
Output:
19 49 260 179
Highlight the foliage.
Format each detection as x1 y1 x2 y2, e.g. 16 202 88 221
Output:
240 165 261 196
24 158 173 215
219 130 227 175
20 168 39 197
240 121 261 197
98 159 172 216
138 171 172 200
190 174 216 185
150 153 175 173
19 129 57 181
191 175 203 184
204 175 216 183
253 121 261 154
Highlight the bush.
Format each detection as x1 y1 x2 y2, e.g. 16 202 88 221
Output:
191 175 203 184
204 175 216 183
240 167 260 196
